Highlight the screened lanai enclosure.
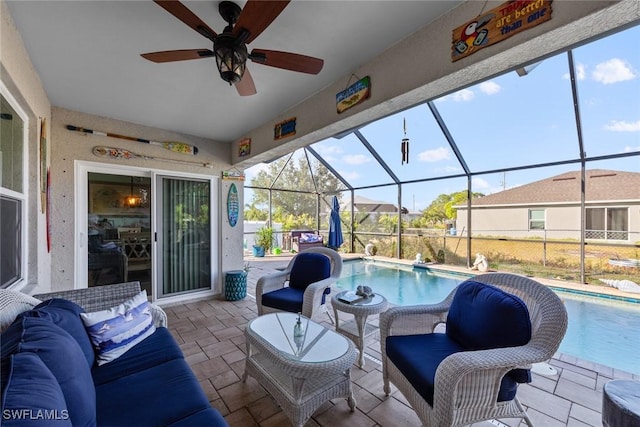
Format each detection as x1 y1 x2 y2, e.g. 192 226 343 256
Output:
244 24 639 285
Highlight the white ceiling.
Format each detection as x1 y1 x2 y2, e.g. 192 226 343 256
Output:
6 0 463 143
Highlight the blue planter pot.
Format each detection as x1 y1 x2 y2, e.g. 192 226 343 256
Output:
252 245 265 257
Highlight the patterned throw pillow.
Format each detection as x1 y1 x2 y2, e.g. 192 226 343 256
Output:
0 290 41 333
80 290 155 365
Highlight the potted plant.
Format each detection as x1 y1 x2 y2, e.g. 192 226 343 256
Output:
253 226 274 257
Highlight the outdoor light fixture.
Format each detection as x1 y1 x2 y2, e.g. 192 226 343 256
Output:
125 177 142 208
214 33 248 84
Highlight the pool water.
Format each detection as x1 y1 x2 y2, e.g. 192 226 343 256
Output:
336 261 640 375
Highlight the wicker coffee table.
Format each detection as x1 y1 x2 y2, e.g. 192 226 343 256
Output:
243 312 357 427
332 290 388 368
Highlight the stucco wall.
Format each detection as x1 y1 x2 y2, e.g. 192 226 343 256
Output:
50 107 240 293
457 203 640 241
2 0 245 295
1 0 52 292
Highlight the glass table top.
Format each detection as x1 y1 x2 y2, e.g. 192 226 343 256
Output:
248 312 349 363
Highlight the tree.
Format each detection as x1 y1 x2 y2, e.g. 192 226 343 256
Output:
244 202 267 221
421 190 484 226
246 153 343 228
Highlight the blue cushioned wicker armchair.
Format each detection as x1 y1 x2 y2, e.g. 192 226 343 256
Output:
256 247 342 323
380 273 568 427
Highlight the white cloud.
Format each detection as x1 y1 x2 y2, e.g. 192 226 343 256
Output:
604 120 640 132
592 58 637 84
472 177 490 189
244 163 269 181
451 89 475 102
479 81 501 95
417 147 451 162
562 63 586 80
315 144 343 156
342 154 370 165
624 145 640 153
314 144 344 162
575 63 586 80
338 170 360 181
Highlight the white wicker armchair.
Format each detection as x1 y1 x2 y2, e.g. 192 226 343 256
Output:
380 273 568 427
256 247 342 323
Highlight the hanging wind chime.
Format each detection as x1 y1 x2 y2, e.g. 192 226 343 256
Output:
401 117 410 164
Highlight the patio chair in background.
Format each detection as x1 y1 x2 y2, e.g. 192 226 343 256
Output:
380 272 568 427
120 231 152 281
255 247 342 324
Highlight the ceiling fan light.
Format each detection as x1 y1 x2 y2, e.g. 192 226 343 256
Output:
214 35 247 84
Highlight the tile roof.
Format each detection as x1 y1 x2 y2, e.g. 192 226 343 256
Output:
342 195 398 213
469 169 640 206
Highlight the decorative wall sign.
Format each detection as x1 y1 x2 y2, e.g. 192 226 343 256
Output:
222 169 245 181
227 183 239 227
274 117 296 140
452 0 553 62
239 138 251 157
336 75 371 114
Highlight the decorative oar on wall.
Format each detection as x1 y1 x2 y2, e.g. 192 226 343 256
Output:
92 146 213 168
67 125 198 155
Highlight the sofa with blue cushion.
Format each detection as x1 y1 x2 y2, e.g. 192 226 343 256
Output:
0 282 228 427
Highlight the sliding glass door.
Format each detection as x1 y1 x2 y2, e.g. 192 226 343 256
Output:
156 176 212 297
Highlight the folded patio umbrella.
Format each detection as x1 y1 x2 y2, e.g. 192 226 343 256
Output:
328 196 344 249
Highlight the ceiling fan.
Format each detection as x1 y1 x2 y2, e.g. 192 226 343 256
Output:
141 0 324 96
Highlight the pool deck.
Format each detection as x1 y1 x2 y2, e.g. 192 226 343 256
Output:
164 254 639 427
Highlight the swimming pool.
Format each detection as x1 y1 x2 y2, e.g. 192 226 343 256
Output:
335 260 640 375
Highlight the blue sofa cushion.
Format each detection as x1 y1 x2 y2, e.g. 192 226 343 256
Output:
446 280 531 350
95 358 218 426
21 298 95 366
386 333 520 406
288 252 331 290
1 317 96 427
92 327 184 386
1 352 72 426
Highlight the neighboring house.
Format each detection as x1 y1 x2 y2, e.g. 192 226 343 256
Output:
455 170 640 242
341 195 399 214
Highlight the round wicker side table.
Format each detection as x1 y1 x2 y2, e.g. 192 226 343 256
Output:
332 291 388 368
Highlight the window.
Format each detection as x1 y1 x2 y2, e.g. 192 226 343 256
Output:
586 207 628 240
0 90 27 289
528 209 545 230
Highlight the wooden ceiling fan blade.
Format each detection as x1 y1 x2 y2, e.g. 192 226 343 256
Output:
235 68 257 96
250 49 324 74
154 0 217 41
232 0 290 44
141 49 214 63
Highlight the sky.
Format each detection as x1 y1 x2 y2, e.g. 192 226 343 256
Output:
245 24 639 213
